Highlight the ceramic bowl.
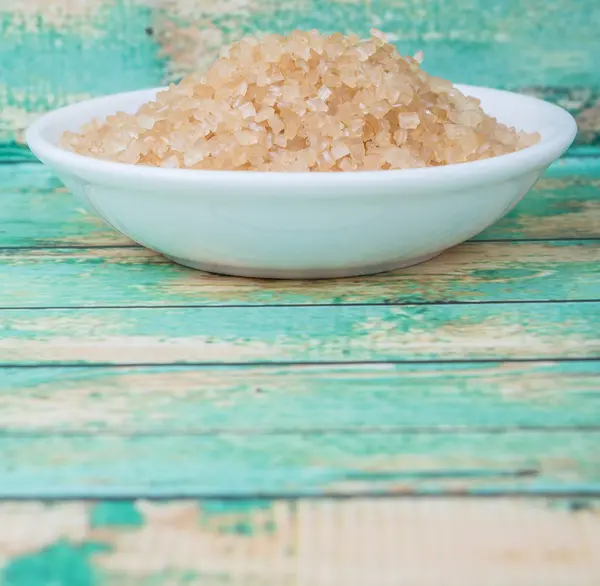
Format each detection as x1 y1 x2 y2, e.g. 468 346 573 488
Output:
26 85 577 279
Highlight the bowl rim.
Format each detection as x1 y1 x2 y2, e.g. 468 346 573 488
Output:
25 84 577 190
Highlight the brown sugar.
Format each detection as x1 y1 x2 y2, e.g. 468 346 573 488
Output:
61 29 540 172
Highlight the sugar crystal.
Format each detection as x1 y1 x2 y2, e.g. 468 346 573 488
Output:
61 29 540 172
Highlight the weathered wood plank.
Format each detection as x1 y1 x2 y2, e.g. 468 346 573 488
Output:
154 0 600 86
0 160 599 249
0 164 133 248
473 170 600 241
1 302 599 366
2 0 599 145
1 498 599 585
1 362 598 432
0 430 598 497
0 0 163 144
2 240 599 308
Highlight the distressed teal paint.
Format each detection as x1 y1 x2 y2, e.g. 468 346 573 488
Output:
2 302 600 365
0 431 599 498
249 0 600 89
169 0 600 88
0 240 600 308
548 498 599 512
0 144 36 163
1 362 599 431
0 0 598 572
210 517 254 536
0 164 131 248
199 500 275 535
0 1 165 143
1 239 600 308
200 499 272 515
227 520 254 536
2 541 107 586
1 0 600 146
475 176 600 240
1 159 598 249
0 498 597 584
90 501 144 528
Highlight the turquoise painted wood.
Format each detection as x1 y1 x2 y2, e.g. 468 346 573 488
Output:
1 362 599 432
1 1 600 582
0 164 133 248
1 0 599 146
2 160 599 249
1 431 599 498
0 1 164 145
1 498 598 585
2 302 599 365
2 240 600 308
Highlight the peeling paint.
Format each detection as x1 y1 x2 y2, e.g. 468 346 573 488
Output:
91 500 291 578
3 163 599 249
0 503 90 564
0 0 110 35
0 334 285 364
0 87 94 144
2 239 600 308
2 541 107 586
1 0 600 144
511 201 600 238
1 302 599 366
90 502 144 528
0 5 599 583
0 499 599 585
1 361 599 432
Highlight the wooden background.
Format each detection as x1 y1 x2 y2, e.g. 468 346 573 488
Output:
1 1 600 585
1 0 599 149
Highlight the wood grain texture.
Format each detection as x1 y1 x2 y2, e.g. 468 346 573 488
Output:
1 302 600 366
2 0 599 145
1 362 599 432
0 164 133 248
2 240 600 308
153 0 600 89
1 159 599 249
1 430 600 497
0 498 599 585
1 0 599 573
0 0 163 144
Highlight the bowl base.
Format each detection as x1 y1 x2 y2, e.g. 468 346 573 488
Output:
163 250 443 280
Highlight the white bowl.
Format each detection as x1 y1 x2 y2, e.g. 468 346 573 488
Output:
26 85 577 279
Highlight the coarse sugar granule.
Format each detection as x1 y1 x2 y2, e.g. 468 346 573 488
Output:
61 29 540 172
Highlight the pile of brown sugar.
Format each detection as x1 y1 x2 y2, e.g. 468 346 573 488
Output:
61 29 540 172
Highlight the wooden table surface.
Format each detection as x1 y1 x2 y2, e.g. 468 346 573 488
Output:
1 156 599 584
1 0 600 584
